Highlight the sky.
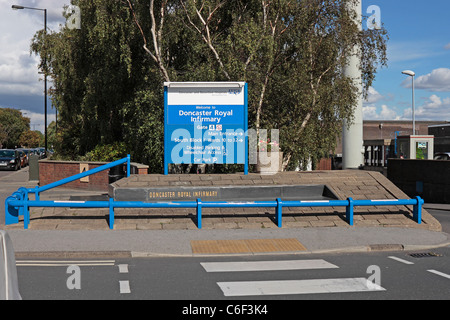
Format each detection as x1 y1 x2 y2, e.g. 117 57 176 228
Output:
0 0 449 134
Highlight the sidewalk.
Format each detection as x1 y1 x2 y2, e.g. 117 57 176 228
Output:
1 167 449 257
6 227 450 258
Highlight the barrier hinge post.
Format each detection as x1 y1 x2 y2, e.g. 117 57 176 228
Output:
346 197 354 226
127 154 131 177
35 186 40 201
197 198 202 229
17 187 30 229
109 197 115 229
276 198 282 228
413 196 423 224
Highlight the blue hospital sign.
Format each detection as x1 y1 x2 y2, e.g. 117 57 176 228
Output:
164 82 248 175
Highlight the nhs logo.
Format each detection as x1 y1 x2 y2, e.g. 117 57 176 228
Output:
228 89 241 95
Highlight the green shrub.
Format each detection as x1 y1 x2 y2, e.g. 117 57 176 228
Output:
83 142 128 162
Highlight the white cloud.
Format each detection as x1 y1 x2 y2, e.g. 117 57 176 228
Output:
10 0 69 26
445 43 450 50
365 94 450 122
363 105 378 120
379 105 400 120
0 0 69 113
0 52 42 96
402 68 450 92
364 87 384 104
363 87 398 120
0 4 42 96
407 94 450 120
0 0 64 127
363 104 401 121
21 109 56 134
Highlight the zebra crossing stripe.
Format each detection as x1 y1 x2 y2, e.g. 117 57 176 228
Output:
201 259 338 272
203 259 386 297
118 264 129 273
119 281 131 294
217 278 386 297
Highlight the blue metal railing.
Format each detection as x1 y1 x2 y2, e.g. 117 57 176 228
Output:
28 155 131 200
5 155 131 227
5 192 423 230
4 154 424 229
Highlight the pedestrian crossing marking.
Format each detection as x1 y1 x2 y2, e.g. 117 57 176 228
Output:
191 238 306 254
119 280 131 294
201 257 387 297
217 278 386 296
201 259 338 272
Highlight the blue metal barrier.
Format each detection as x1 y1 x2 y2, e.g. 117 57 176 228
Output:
5 155 131 227
5 191 423 230
28 155 131 201
4 154 424 229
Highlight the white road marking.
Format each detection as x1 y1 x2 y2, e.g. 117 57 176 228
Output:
118 264 129 273
388 256 414 265
427 269 450 280
217 278 386 297
119 280 131 294
16 260 115 267
201 259 339 273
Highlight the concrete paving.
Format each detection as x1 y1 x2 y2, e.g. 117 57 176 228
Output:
1 167 449 257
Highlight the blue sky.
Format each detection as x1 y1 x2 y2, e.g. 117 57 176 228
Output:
362 0 450 121
0 0 449 133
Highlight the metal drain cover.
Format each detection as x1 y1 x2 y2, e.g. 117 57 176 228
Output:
409 252 442 258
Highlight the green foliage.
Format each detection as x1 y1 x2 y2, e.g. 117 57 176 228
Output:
0 108 30 148
31 0 142 157
30 0 388 172
83 141 128 162
19 130 42 148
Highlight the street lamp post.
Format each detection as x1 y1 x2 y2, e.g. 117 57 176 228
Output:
402 70 416 136
12 5 48 154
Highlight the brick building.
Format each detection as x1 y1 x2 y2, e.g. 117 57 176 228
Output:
334 120 448 155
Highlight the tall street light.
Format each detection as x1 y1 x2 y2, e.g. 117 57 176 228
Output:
402 70 416 136
12 4 48 154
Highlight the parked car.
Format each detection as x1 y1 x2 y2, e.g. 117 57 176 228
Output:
30 148 42 159
17 150 27 167
0 149 21 171
35 147 47 159
16 148 32 165
434 152 450 160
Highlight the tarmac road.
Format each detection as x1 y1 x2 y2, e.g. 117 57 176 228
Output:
15 246 450 300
